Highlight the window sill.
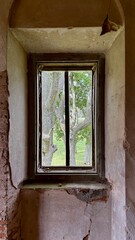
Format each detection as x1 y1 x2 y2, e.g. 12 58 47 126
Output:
20 180 111 202
20 181 110 190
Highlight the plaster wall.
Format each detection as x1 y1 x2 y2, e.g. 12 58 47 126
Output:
10 0 122 28
7 30 27 187
21 189 111 240
105 30 126 239
6 27 112 240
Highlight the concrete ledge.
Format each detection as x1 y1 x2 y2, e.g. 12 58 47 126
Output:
20 181 111 203
20 182 110 190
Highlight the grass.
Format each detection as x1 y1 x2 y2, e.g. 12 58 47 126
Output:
52 136 88 166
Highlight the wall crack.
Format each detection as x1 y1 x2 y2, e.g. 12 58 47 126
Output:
83 218 92 240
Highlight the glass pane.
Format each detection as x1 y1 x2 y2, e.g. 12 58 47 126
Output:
41 71 66 166
69 71 93 166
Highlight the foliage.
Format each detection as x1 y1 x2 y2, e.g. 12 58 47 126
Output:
54 71 92 144
54 114 64 141
75 125 92 144
69 71 92 113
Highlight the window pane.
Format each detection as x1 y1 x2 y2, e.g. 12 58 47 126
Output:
41 71 66 166
69 71 92 166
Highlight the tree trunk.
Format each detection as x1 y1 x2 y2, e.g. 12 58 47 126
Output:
84 142 92 165
70 137 76 166
42 72 61 166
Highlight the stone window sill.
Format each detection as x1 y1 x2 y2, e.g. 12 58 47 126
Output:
20 181 111 203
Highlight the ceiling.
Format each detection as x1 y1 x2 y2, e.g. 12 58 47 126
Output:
10 0 123 53
10 0 123 28
10 27 123 54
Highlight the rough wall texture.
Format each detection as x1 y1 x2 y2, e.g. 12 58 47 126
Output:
126 202 135 240
21 189 111 240
0 70 21 240
105 30 126 240
0 1 21 239
0 70 9 239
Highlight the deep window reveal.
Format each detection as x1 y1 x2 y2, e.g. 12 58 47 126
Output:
28 54 105 182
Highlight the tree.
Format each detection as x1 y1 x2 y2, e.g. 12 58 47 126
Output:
42 71 63 166
42 70 92 166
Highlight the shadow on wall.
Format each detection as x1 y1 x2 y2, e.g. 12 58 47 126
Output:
7 187 21 239
6 187 40 240
20 190 40 240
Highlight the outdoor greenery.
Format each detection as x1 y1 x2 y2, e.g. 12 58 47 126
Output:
52 135 86 166
42 70 93 166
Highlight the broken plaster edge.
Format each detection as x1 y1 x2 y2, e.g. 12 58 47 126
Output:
20 181 111 203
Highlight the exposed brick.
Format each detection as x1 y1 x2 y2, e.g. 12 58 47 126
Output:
0 114 8 122
0 220 7 225
0 220 7 239
0 100 8 110
0 233 7 239
1 149 8 160
0 134 8 148
0 85 8 93
0 225 6 231
0 93 8 102
0 70 10 240
0 71 8 86
0 123 9 134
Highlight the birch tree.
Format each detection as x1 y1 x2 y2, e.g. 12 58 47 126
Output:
42 71 92 166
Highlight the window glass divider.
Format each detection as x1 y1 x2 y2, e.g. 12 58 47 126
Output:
65 71 70 166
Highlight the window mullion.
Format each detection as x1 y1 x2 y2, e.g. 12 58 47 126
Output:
65 71 70 166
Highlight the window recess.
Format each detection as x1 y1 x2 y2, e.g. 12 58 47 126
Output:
28 54 105 182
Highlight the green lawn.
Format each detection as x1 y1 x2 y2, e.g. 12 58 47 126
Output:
52 136 88 166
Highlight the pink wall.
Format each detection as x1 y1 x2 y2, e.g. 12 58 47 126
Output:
21 189 111 240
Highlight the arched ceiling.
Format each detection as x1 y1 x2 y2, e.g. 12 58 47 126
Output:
10 0 123 28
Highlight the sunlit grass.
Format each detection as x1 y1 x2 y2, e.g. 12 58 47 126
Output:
52 137 66 166
52 136 87 166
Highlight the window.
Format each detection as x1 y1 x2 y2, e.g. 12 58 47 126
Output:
28 54 105 182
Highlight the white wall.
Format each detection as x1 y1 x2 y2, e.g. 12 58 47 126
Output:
7 30 27 187
105 29 126 240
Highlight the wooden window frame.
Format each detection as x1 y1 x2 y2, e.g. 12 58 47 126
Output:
28 53 105 183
